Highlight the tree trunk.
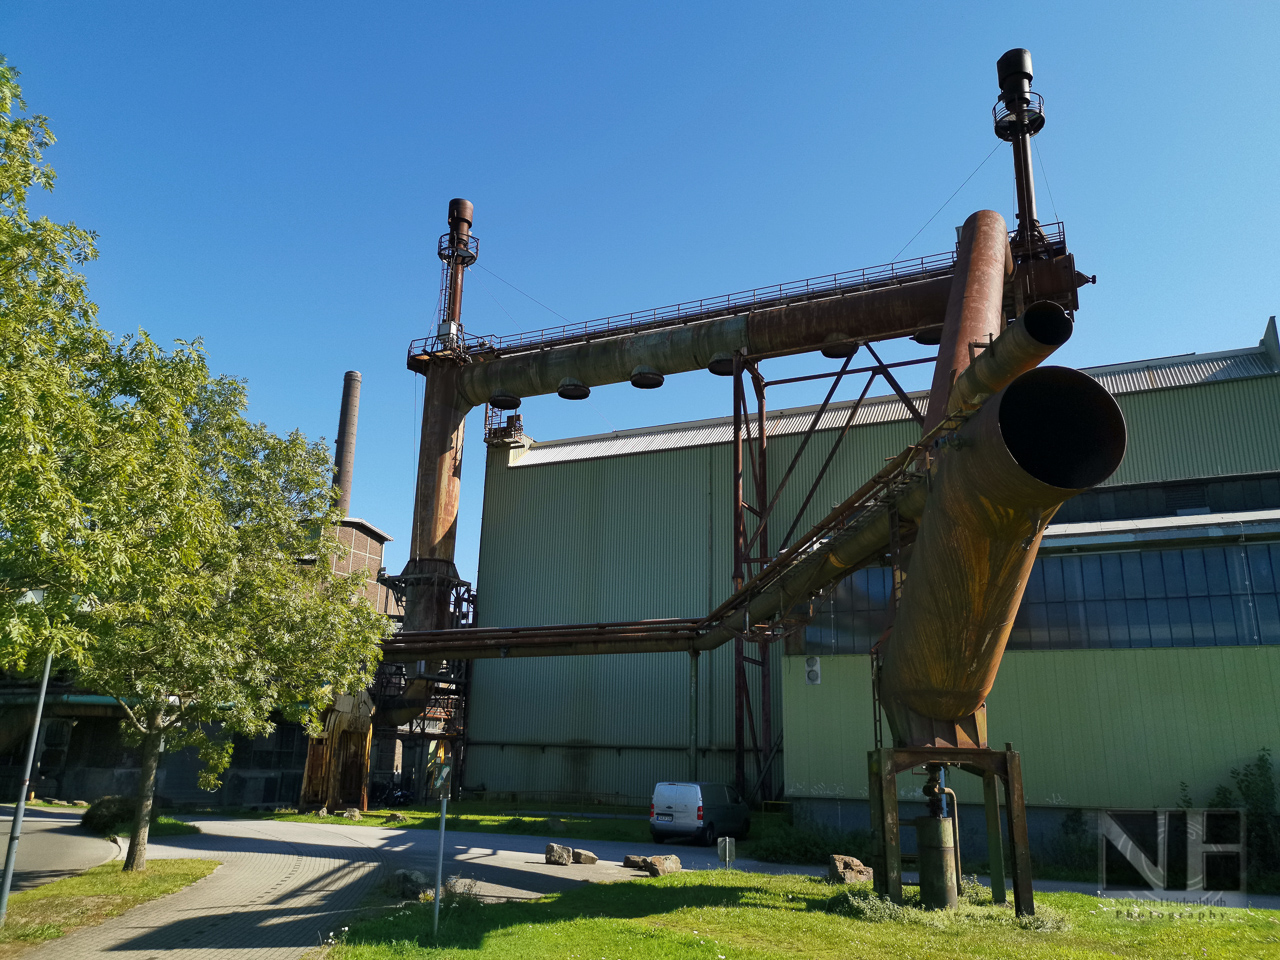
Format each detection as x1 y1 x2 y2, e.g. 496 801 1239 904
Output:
123 730 162 872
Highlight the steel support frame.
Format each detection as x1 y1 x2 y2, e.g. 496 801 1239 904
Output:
727 349 934 800
867 745 1033 917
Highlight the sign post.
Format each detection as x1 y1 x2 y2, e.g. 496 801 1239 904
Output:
717 836 736 870
432 760 452 939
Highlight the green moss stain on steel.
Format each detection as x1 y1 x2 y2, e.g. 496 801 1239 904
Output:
782 646 1280 808
1105 375 1280 486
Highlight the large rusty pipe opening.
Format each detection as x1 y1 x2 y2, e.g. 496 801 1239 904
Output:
998 367 1127 492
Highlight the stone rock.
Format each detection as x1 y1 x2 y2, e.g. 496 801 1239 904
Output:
386 812 409 824
394 868 431 899
622 855 650 870
646 854 681 876
317 806 328 818
72 800 89 807
343 807 362 821
50 799 71 806
828 854 874 884
545 842 573 865
572 848 598 865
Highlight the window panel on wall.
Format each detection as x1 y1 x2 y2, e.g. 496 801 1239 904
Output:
820 541 1280 655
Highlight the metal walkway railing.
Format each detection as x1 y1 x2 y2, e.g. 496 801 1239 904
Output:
408 223 1066 361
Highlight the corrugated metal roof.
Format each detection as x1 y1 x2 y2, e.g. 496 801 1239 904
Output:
514 343 1279 468
1086 346 1278 395
515 393 929 467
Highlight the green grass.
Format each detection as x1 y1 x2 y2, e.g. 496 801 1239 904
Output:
0 859 218 955
232 802 802 856
122 815 202 838
328 869 1280 960
247 802 656 847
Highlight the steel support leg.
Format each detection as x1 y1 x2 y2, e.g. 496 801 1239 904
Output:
982 771 1007 905
1003 745 1035 917
867 749 902 903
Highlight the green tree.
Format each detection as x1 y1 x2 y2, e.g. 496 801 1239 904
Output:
0 59 390 870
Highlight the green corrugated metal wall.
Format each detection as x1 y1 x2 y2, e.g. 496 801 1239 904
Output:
782 647 1280 808
469 371 1280 803
1103 376 1280 485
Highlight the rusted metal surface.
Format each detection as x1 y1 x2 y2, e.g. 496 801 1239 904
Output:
879 366 1127 727
923 210 1012 432
945 300 1071 418
454 276 962 406
868 743 1035 916
333 370 361 517
385 618 706 659
407 223 1074 368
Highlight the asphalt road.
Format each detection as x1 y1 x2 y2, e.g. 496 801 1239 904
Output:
0 805 118 892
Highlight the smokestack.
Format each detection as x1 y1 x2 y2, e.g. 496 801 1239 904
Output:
334 370 361 517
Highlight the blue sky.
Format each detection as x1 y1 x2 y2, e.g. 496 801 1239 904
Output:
5 2 1278 584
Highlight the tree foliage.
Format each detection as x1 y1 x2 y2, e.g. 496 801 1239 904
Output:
0 58 390 870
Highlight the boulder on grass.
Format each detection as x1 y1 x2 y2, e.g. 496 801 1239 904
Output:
545 842 573 865
386 812 409 824
622 855 650 870
316 806 328 818
646 854 681 876
343 807 362 821
828 854 874 884
394 868 431 900
572 848 598 865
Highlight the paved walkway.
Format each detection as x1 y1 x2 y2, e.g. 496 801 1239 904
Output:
0 806 117 891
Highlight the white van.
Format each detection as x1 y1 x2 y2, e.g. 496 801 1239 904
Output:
649 781 751 845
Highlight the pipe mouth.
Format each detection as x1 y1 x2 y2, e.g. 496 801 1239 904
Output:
707 352 735 377
1020 301 1072 347
557 377 590 400
997 366 1126 490
820 341 859 359
489 392 521 410
630 365 664 389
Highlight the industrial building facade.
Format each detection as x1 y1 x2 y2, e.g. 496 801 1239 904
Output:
465 319 1280 818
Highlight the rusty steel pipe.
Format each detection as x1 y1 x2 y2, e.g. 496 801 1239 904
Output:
456 276 955 407
402 362 470 632
879 366 1126 727
924 210 1012 432
946 301 1071 417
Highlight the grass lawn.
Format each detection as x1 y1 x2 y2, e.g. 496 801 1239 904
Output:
234 802 804 857
328 870 1280 960
0 859 218 956
255 802 658 847
118 815 202 838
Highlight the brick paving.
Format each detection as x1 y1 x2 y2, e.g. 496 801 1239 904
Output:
28 818 387 960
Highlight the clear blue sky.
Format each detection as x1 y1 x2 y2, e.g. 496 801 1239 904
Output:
5 2 1278 584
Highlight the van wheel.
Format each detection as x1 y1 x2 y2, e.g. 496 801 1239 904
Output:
703 822 718 847
649 829 664 844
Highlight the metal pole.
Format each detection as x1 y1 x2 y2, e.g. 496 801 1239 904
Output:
0 650 53 927
688 651 699 780
433 783 448 938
